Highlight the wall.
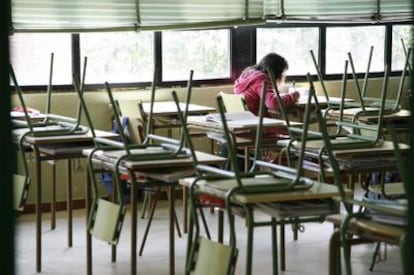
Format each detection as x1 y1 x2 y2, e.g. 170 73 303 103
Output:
12 76 410 207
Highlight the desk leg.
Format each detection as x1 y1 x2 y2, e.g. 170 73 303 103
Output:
34 147 42 272
183 186 188 234
67 160 73 247
245 207 254 275
169 185 175 275
51 161 56 230
86 169 92 275
218 211 224 243
130 172 138 275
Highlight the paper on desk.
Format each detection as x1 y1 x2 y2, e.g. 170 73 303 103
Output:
206 111 256 122
206 111 283 127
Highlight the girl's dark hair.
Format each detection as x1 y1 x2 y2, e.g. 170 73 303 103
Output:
254 53 289 80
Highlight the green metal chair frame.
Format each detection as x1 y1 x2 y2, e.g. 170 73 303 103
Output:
348 47 412 116
74 69 193 245
306 74 407 275
10 54 88 213
180 82 322 275
10 56 88 136
260 68 340 271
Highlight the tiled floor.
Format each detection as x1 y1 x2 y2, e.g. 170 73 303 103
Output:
15 199 403 275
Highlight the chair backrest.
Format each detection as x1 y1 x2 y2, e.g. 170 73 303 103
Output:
191 236 236 275
217 91 247 113
347 46 374 109
115 99 145 144
310 49 329 102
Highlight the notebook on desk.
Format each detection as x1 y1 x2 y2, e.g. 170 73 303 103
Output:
101 146 191 160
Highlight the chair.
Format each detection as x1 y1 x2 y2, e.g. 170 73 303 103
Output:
180 83 322 275
249 68 340 271
11 55 89 228
217 91 247 112
300 66 390 164
114 72 196 255
346 46 412 117
304 74 407 275
10 58 88 136
75 70 194 245
13 173 30 211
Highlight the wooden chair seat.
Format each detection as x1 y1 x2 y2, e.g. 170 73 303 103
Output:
349 219 405 241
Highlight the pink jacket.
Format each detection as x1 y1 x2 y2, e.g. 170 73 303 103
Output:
234 69 296 116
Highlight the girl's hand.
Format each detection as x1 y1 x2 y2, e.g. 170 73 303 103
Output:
291 91 300 102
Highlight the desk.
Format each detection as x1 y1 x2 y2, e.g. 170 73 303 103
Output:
187 114 290 170
296 95 353 107
359 109 411 137
12 129 117 273
181 177 348 274
183 178 344 204
84 149 226 275
141 101 215 117
140 101 215 134
300 140 410 191
326 108 410 123
289 96 354 121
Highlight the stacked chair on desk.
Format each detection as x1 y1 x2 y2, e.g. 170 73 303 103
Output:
303 75 408 275
75 69 196 274
308 62 405 206
11 55 89 212
11 54 91 272
311 45 412 124
179 83 339 275
257 68 342 271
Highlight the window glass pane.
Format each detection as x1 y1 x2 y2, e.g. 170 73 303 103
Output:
326 26 385 74
80 31 154 84
256 27 319 76
392 25 412 71
9 33 72 86
162 29 230 81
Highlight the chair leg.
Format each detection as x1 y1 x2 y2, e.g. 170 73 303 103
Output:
183 186 188 234
329 229 341 275
369 242 382 271
140 191 149 218
139 187 183 256
245 207 254 275
166 188 182 238
341 218 353 275
198 208 211 239
50 161 56 230
271 218 279 275
139 191 159 256
66 159 73 247
280 220 286 271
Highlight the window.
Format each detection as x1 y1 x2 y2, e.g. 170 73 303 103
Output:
392 24 412 71
256 27 319 76
80 31 154 84
162 29 231 81
9 33 72 86
326 26 385 74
